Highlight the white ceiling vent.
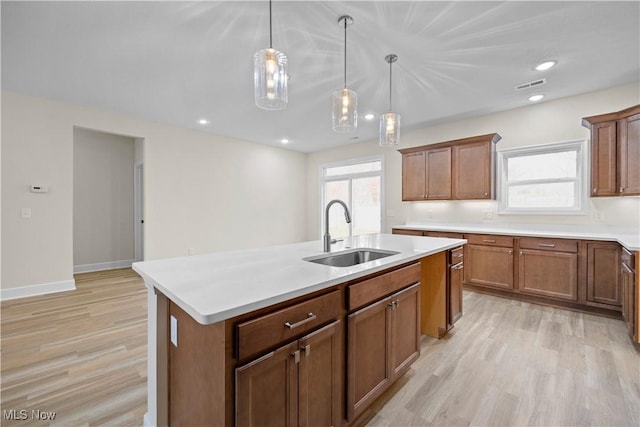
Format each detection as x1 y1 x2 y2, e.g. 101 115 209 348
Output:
514 78 547 91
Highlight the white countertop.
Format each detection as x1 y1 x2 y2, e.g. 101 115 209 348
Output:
393 222 640 251
132 234 465 325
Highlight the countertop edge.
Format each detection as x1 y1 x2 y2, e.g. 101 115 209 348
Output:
393 224 639 251
134 238 466 325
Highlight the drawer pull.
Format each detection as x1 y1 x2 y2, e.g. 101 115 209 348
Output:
284 313 316 329
387 301 400 309
452 262 464 270
538 243 556 248
482 239 496 243
292 350 300 363
622 263 633 274
454 253 464 258
508 250 513 255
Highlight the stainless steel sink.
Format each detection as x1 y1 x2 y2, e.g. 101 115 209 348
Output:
304 248 399 267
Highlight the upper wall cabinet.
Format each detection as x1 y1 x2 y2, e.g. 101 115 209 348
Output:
399 133 501 201
582 104 640 197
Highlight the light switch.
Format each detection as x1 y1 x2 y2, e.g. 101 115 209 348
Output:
170 315 178 347
21 208 32 219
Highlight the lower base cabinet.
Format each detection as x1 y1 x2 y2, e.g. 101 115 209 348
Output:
465 245 514 290
347 283 420 421
236 320 342 427
518 249 578 301
621 248 637 340
587 242 622 308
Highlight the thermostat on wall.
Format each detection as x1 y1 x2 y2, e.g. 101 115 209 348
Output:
30 185 49 193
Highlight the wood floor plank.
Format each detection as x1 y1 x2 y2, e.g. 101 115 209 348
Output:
1 268 147 426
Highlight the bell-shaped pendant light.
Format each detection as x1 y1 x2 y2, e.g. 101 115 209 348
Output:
380 54 400 146
332 15 357 132
254 0 287 110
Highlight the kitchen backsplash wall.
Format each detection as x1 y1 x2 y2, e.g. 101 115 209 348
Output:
306 82 640 240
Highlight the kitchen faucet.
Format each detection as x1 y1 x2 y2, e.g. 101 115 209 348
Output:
324 199 352 252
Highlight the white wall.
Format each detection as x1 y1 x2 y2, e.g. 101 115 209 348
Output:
1 90 307 293
73 128 135 270
306 82 640 240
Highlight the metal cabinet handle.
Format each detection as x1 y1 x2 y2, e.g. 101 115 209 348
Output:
622 263 633 274
301 344 311 358
593 188 597 193
292 350 300 363
484 192 488 197
452 262 464 270
387 300 400 309
284 313 316 329
508 250 513 255
620 187 624 193
538 243 556 248
519 250 523 255
483 239 496 243
454 253 464 258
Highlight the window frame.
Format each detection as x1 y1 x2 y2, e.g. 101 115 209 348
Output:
497 139 588 215
319 155 385 238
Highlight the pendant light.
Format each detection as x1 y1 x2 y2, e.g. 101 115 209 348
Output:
332 15 357 132
379 54 400 146
254 0 287 110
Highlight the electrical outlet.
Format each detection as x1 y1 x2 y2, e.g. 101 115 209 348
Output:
595 211 604 221
483 210 494 220
188 248 195 256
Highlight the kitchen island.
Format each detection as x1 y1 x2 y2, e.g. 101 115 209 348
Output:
133 233 465 426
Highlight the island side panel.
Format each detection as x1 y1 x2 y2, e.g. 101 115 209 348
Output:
420 252 447 337
168 301 226 426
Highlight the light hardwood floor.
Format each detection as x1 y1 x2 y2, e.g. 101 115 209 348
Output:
1 268 147 426
2 270 639 427
356 291 640 427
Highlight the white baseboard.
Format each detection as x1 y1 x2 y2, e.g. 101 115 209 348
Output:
74 259 135 274
0 279 76 301
143 412 152 427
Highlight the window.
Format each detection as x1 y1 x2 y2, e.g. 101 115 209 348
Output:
498 140 587 215
320 157 383 239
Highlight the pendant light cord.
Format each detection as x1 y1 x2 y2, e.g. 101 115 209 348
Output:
343 18 347 89
389 60 393 111
269 0 273 48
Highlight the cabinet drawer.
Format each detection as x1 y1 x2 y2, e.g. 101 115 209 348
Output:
451 246 464 262
348 263 421 311
466 234 513 248
236 290 341 361
425 231 464 239
622 247 636 270
519 237 578 253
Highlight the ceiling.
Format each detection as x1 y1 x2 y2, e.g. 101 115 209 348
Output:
2 1 639 153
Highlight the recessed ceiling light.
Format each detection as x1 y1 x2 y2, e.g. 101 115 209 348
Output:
528 94 544 102
363 113 375 121
534 60 557 71
198 119 209 125
281 138 289 144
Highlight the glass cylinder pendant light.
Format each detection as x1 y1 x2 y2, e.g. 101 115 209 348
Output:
254 0 287 110
332 15 357 132
380 54 400 146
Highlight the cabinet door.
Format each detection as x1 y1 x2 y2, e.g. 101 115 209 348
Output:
618 113 640 196
518 249 578 301
449 262 463 326
621 264 636 339
298 321 342 427
587 243 621 307
591 121 618 196
402 152 426 200
236 341 299 427
388 283 420 378
347 297 391 421
464 245 514 290
425 147 452 199
452 140 492 199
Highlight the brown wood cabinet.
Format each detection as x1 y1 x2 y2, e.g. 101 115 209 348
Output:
449 246 464 327
452 140 493 199
586 242 621 308
347 283 420 421
399 133 501 201
621 248 637 341
582 104 640 197
517 237 578 302
464 234 514 290
236 320 341 427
